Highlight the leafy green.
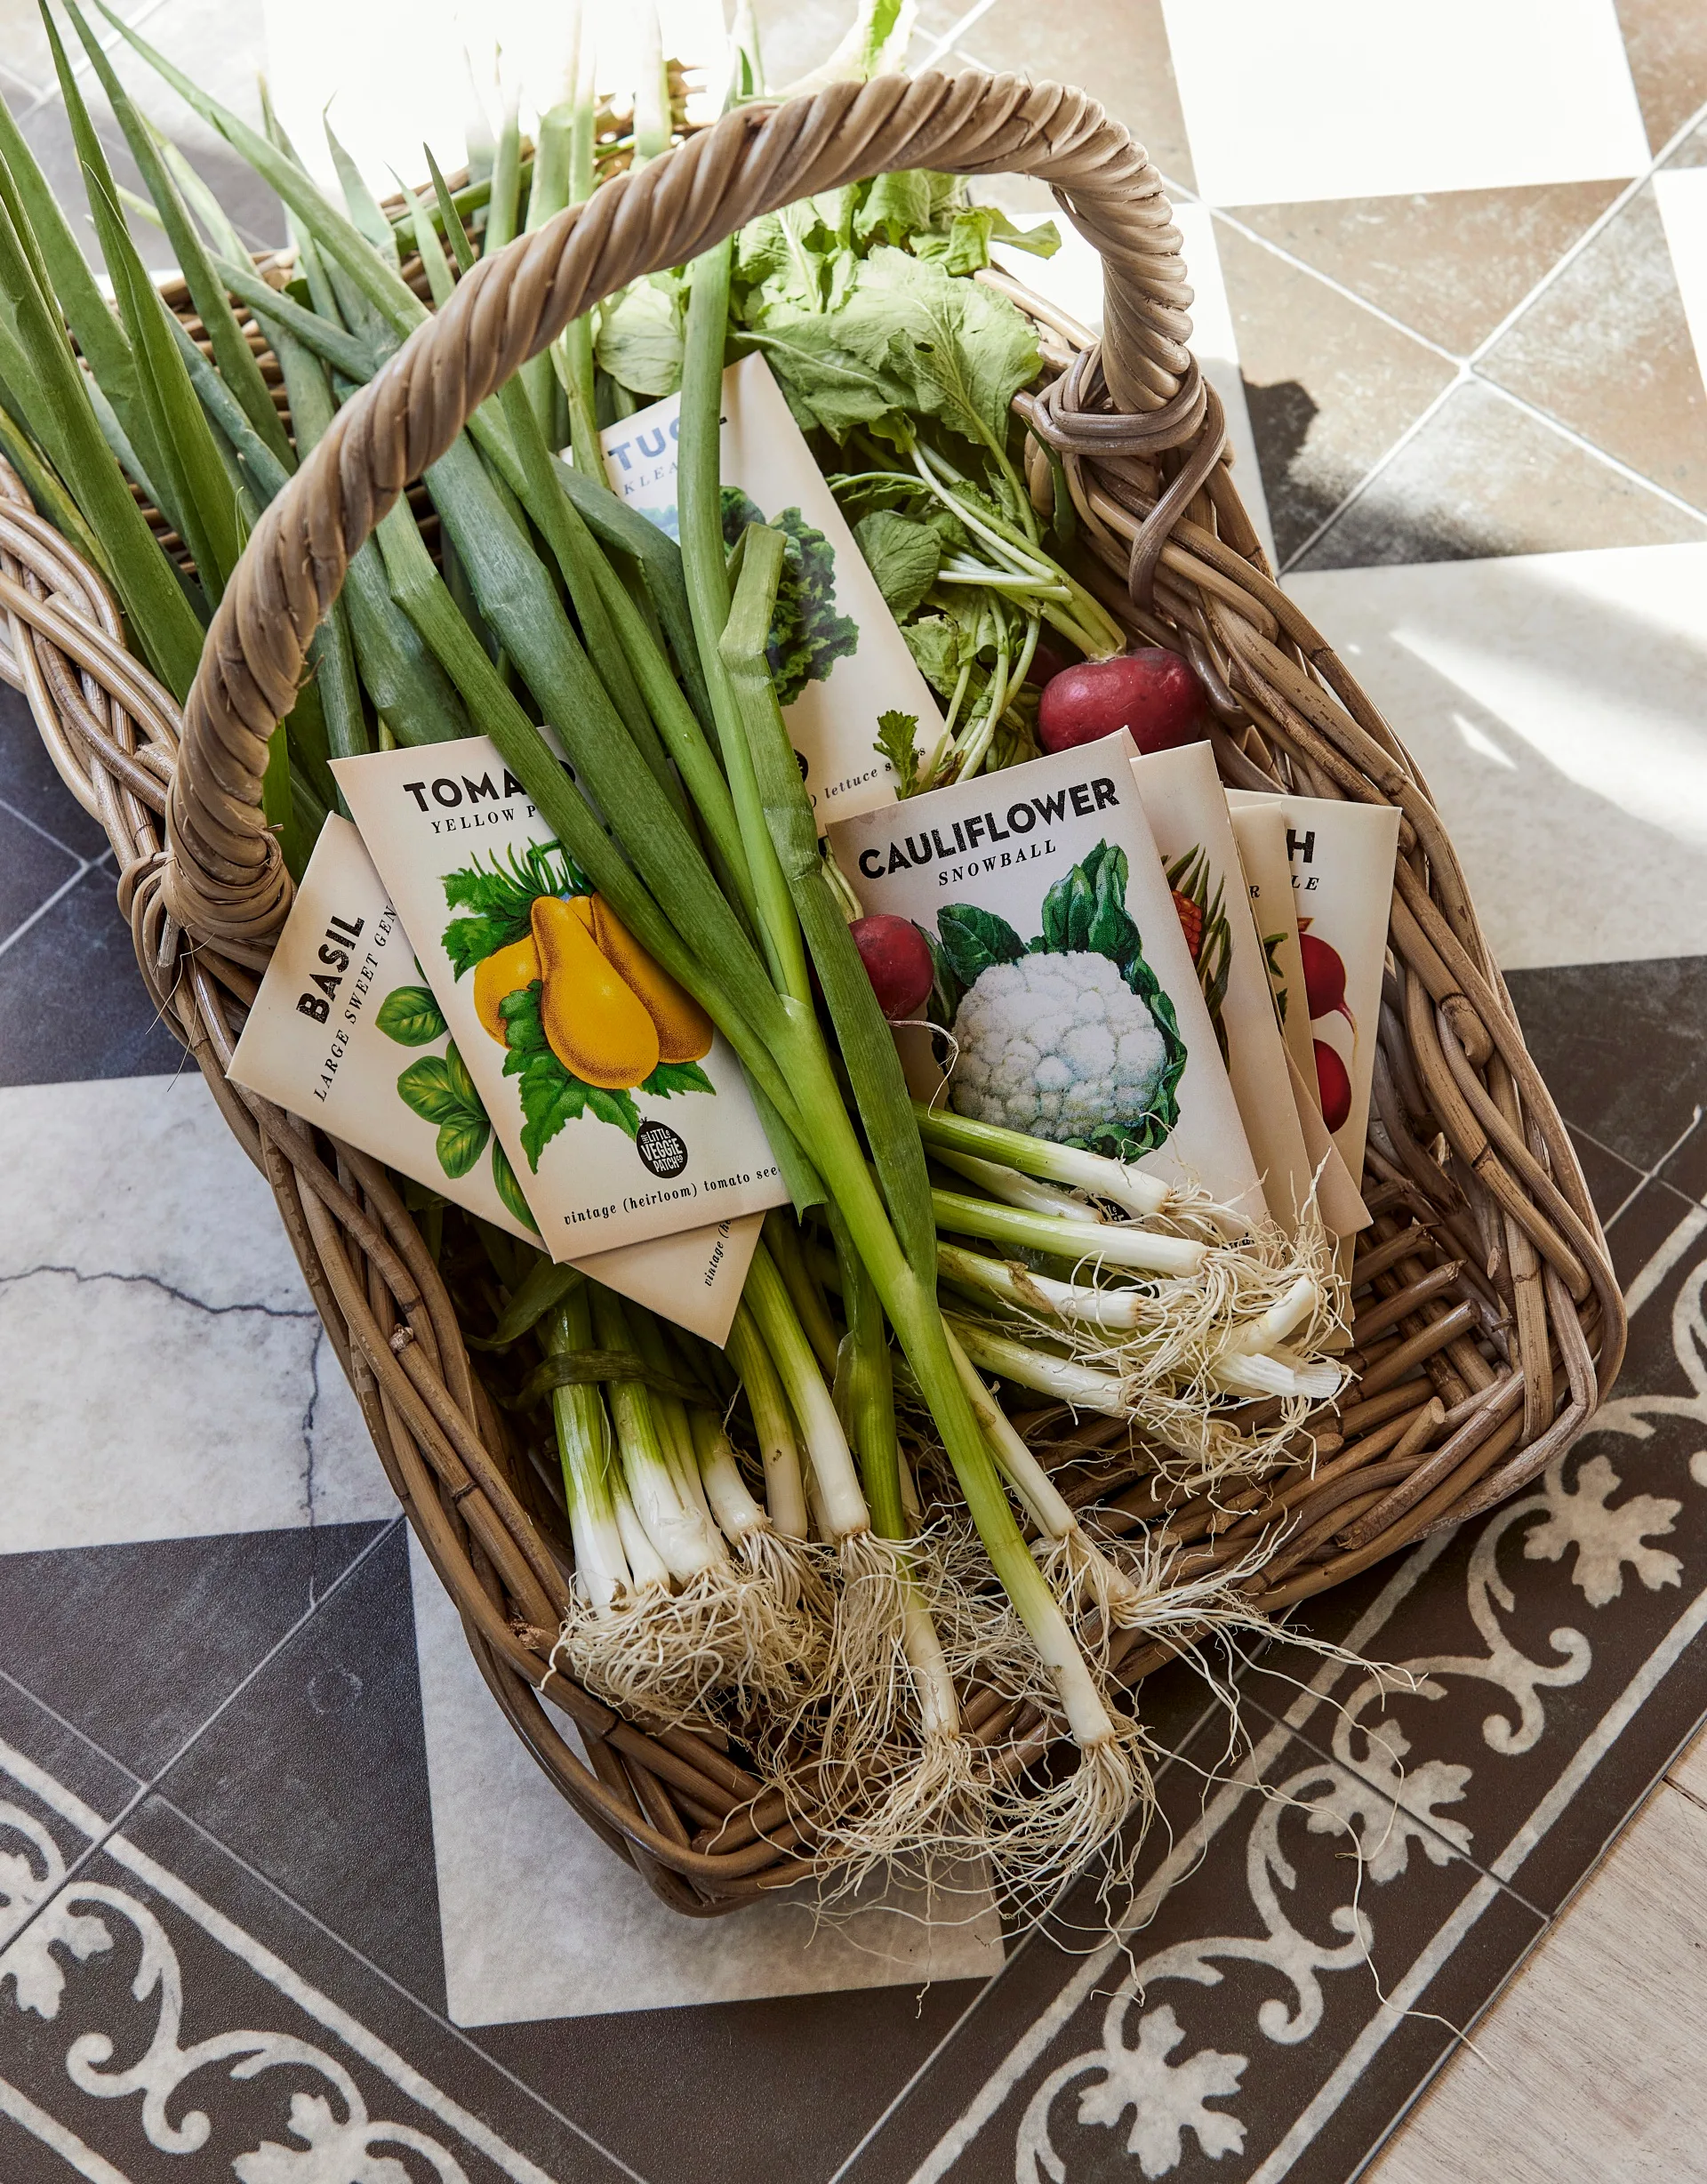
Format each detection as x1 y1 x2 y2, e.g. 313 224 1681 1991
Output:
440 842 588 976
396 1055 476 1128
839 248 1040 456
490 1141 541 1235
437 1111 491 1177
900 613 974 697
642 1057 716 1099
595 273 686 398
721 489 858 706
912 203 1062 277
374 984 448 1047
854 509 941 619
937 903 1026 990
873 708 920 799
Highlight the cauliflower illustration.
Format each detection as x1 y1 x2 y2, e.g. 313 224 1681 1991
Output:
950 952 1170 1144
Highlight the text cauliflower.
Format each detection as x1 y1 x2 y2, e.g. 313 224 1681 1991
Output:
949 952 1169 1144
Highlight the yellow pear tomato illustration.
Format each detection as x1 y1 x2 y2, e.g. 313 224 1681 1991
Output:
588 896 714 1064
472 934 541 1044
530 895 660 1090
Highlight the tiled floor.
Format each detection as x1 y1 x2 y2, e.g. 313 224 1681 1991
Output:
3 1 1707 2180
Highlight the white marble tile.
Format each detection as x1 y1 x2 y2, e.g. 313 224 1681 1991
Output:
0 1074 392 1552
1655 170 1707 401
406 1534 1006 2023
1161 0 1650 206
1285 542 1707 968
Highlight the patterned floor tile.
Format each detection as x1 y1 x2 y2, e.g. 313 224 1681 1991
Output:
1614 0 1707 154
0 1787 637 2183
1226 182 1623 358
956 0 1197 191
1479 182 1707 511
0 1675 142 1832
841 1700 1543 2184
1158 0 1647 207
1212 222 1457 562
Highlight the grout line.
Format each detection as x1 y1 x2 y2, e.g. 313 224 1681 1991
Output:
1578 1105 1707 1237
1276 370 1470 572
0 859 95 965
917 0 1006 70
1471 373 1707 527
0 790 100 864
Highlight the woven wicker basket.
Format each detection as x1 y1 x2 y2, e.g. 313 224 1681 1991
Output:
0 68 1624 1914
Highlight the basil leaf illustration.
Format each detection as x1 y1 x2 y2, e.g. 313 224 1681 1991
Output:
445 1039 479 1110
490 1141 541 1235
375 984 447 1046
437 1112 490 1179
397 1057 466 1126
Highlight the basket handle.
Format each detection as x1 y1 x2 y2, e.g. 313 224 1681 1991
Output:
168 68 1196 942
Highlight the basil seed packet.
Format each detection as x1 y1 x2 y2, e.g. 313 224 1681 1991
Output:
828 732 1264 1220
598 353 940 829
228 816 764 1343
329 743 790 1267
1227 791 1402 1191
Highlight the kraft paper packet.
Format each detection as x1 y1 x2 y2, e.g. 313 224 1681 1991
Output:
1228 791 1402 1193
599 353 941 829
828 732 1265 1220
331 740 791 1263
227 817 764 1343
1131 743 1319 1236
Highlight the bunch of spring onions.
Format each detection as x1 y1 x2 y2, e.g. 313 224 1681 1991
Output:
0 0 1350 1896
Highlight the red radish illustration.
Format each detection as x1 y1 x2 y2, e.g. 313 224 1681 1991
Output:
1038 648 1208 756
851 915 934 1022
1299 927 1355 1030
1314 1040 1352 1134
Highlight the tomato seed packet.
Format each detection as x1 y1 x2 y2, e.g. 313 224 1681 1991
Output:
598 354 940 830
332 742 789 1265
1227 791 1402 1192
828 732 1264 1219
227 816 764 1342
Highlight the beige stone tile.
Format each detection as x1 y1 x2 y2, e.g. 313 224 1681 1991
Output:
1373 1778 1707 2182
1480 182 1707 513
1614 0 1707 155
747 0 964 91
956 0 1196 190
0 0 55 102
1213 220 1456 559
1294 379 1707 569
1230 182 1624 358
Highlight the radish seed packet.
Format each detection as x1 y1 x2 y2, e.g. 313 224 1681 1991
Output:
829 733 1264 1219
227 816 765 1342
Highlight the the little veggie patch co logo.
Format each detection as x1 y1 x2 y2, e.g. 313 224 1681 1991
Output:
436 841 716 1172
373 977 538 1234
929 840 1187 1160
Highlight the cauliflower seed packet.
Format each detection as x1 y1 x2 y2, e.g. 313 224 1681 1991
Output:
1227 791 1402 1192
331 740 790 1266
598 354 941 830
828 733 1264 1220
227 816 764 1343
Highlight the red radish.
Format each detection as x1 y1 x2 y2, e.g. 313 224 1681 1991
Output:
851 915 934 1022
1314 1040 1352 1134
1299 930 1355 1029
1038 648 1207 757
1024 638 1078 690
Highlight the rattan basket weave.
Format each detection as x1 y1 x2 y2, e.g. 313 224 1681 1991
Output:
0 68 1624 1914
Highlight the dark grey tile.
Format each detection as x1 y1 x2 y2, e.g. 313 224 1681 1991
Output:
0 687 112 859
0 1673 142 1828
0 798 79 938
1654 1110 1707 1206
1603 1172 1703 1296
0 1792 636 2184
0 859 184 1086
1294 380 1707 571
0 1521 389 1780
1566 1121 1647 1229
1504 956 1707 1171
156 1522 445 2010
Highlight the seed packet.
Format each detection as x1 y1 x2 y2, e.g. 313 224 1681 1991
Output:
1227 791 1402 1192
331 741 790 1264
828 732 1265 1220
227 816 764 1342
599 353 940 829
1130 743 1318 1235
1226 801 1315 1092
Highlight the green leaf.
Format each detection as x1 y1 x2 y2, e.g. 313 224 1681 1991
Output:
397 1056 470 1126
739 317 916 441
873 708 919 799
490 1140 541 1235
497 980 547 1053
513 1052 589 1168
437 1111 491 1178
900 613 972 697
440 843 584 976
832 247 1041 456
594 277 685 398
853 170 939 248
854 508 941 620
640 1058 715 1099
912 205 1062 277
936 903 1025 988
